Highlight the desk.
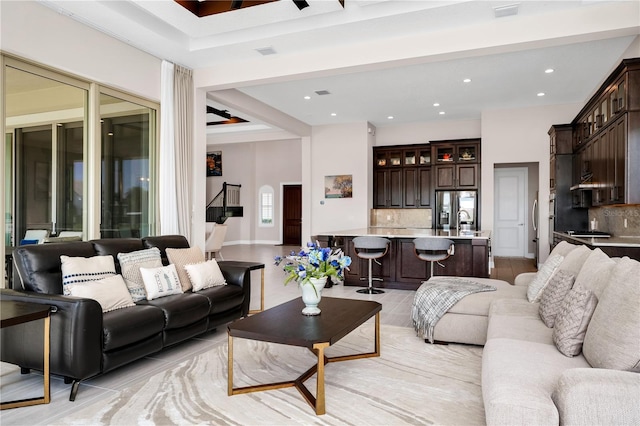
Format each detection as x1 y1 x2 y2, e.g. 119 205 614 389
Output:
0 300 51 409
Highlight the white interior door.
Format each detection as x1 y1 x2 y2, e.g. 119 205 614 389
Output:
493 167 527 257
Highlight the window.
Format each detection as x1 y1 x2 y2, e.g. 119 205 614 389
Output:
100 91 156 238
5 64 88 242
3 56 158 244
259 185 274 226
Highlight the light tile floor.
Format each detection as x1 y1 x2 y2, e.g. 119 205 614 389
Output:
0 243 415 425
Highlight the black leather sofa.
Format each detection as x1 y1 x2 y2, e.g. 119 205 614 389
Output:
0 235 253 401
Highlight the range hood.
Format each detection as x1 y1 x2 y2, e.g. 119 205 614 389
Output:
570 183 605 191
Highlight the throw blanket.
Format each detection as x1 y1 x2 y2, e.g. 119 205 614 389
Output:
412 277 496 343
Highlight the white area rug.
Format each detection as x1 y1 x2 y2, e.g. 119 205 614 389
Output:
61 324 485 425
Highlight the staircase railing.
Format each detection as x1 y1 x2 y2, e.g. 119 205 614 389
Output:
206 182 243 223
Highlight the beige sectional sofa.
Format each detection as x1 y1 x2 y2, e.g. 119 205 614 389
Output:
429 241 640 425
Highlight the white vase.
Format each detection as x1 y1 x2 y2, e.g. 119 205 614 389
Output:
300 277 327 315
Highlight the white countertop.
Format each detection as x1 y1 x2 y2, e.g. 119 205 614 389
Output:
317 227 491 239
556 232 640 248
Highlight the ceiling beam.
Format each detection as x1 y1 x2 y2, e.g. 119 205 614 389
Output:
174 0 277 18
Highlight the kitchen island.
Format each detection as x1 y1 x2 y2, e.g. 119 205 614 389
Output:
553 232 640 261
315 228 491 291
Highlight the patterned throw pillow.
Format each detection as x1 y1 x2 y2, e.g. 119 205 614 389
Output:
539 270 575 328
166 247 206 292
527 254 564 302
117 247 163 302
140 264 183 300
185 259 227 292
67 274 135 313
552 283 598 357
61 255 116 296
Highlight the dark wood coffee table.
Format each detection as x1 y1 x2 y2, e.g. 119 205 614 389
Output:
227 296 382 415
1 300 51 410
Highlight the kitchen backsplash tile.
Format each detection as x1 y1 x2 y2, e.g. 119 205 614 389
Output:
370 208 432 228
590 205 640 236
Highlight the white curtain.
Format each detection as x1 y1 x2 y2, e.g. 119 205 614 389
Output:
173 65 193 241
159 61 193 239
159 60 178 235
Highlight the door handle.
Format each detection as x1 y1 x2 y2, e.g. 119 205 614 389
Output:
518 223 524 226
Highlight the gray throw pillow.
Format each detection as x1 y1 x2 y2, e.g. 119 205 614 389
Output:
117 247 163 302
582 257 640 371
553 283 597 357
538 270 575 328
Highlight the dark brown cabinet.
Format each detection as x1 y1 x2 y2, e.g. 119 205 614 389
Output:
569 58 639 205
337 236 490 291
432 139 480 190
403 167 432 208
374 168 403 208
373 144 432 209
373 140 480 216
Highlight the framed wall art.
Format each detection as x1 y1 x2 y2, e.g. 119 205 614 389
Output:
324 174 353 199
206 151 222 176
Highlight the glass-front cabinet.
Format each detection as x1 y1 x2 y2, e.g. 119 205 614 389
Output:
433 142 478 164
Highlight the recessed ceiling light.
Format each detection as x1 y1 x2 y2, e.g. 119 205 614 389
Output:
537 92 545 97
493 3 519 18
439 111 446 115
331 113 337 117
545 68 554 74
433 103 440 107
463 78 472 83
387 116 394 120
303 96 311 100
255 46 277 56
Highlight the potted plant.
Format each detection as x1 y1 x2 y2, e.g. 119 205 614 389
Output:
275 242 351 315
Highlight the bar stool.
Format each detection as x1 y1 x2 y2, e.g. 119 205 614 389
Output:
352 236 390 294
413 238 455 278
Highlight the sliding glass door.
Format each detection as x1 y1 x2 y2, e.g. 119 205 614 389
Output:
3 57 158 245
6 65 87 243
100 92 156 238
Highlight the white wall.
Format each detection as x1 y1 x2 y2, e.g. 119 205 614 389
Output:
0 1 161 102
204 139 302 245
375 119 481 146
481 103 581 263
204 143 256 244
310 123 370 237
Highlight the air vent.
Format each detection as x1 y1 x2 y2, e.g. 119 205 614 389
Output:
255 46 277 56
315 90 331 96
494 3 519 18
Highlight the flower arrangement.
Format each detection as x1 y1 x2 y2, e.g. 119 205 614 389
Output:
274 242 352 286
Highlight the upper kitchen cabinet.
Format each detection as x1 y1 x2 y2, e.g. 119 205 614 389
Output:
570 58 640 205
373 144 431 208
549 124 573 193
432 139 480 189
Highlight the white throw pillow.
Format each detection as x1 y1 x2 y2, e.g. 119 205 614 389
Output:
140 264 184 300
185 259 227 292
166 247 206 292
67 274 135 313
527 254 564 302
117 247 163 302
61 255 117 296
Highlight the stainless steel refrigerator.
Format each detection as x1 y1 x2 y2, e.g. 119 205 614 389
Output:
435 190 478 231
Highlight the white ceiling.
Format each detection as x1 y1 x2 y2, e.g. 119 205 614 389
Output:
39 0 640 134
